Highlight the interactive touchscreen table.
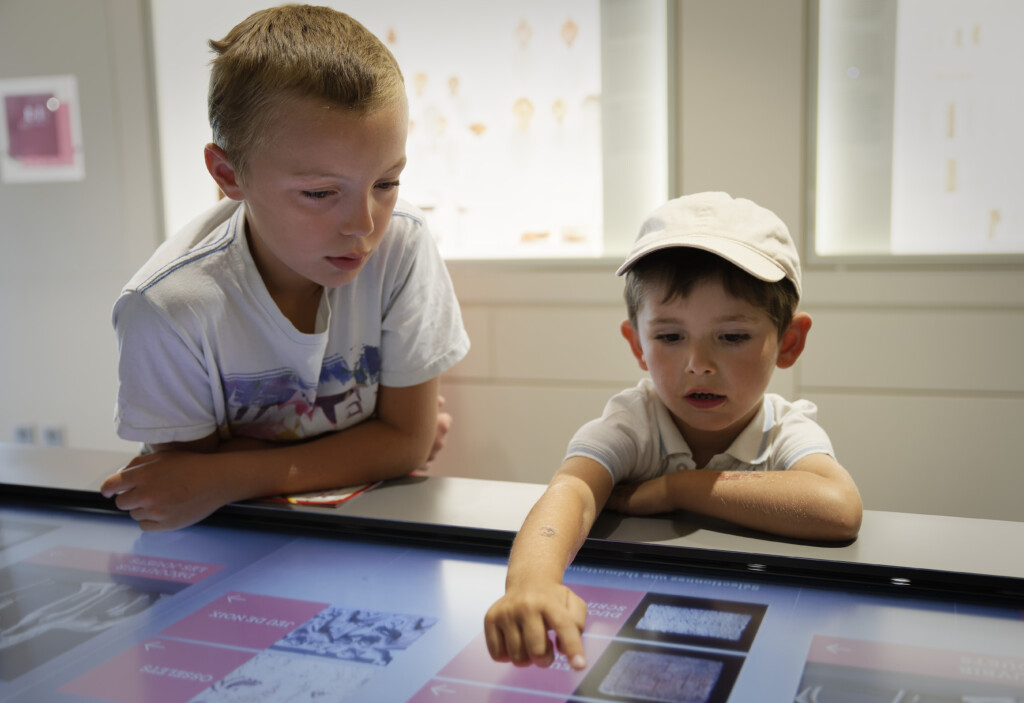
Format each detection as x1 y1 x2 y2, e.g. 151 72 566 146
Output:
2 444 1022 703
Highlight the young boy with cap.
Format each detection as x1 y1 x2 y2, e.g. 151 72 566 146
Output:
484 191 862 671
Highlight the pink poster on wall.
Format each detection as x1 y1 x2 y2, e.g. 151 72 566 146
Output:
0 74 84 182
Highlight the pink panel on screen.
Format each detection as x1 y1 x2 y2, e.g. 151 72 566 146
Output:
160 591 329 649
59 638 255 703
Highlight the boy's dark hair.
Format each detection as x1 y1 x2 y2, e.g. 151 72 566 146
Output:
208 4 405 179
624 248 799 337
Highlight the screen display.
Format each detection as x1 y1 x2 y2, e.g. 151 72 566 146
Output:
1 504 1021 702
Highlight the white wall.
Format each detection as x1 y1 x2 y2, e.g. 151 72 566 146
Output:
0 0 159 454
429 0 1024 523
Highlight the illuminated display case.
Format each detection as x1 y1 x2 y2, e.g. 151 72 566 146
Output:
149 0 671 262
808 0 1023 262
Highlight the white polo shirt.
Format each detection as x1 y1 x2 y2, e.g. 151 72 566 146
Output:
565 378 834 483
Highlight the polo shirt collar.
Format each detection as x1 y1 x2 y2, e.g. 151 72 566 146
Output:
656 395 775 466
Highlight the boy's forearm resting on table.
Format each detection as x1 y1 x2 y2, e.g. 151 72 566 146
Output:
101 379 439 531
607 455 863 541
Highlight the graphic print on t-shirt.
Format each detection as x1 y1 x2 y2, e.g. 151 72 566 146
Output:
223 346 381 441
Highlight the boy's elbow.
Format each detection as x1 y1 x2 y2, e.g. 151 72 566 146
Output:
378 412 440 477
384 436 433 479
402 422 440 474
824 489 863 541
832 506 863 541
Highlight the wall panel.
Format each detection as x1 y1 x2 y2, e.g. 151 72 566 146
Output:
808 392 1023 521
431 381 619 484
802 309 1024 393
492 307 638 383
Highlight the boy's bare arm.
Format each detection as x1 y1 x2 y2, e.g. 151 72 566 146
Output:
606 454 862 541
100 377 441 531
484 457 613 671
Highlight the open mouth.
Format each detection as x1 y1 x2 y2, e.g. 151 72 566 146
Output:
326 253 366 271
686 392 726 409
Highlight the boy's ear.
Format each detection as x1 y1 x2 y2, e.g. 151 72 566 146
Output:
620 320 648 371
777 312 812 369
204 143 245 201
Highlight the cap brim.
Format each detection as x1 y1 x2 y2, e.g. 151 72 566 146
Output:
616 234 787 283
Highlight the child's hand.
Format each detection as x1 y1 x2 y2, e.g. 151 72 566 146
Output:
606 476 674 515
484 581 589 670
100 452 233 531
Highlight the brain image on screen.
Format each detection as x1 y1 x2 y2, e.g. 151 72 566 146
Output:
636 604 753 641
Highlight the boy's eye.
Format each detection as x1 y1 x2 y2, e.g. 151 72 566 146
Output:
654 333 682 343
721 333 751 344
302 190 333 200
376 180 401 191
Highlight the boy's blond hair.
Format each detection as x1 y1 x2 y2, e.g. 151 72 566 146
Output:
208 4 405 178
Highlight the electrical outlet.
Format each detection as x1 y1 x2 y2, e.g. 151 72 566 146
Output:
13 424 37 444
41 425 66 447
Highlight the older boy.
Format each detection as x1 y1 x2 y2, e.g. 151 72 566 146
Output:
101 6 468 531
484 192 862 670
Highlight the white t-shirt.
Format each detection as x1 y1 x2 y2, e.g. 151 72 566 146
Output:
566 378 834 483
113 198 469 445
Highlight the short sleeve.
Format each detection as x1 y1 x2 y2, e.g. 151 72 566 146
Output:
378 213 469 387
770 398 835 470
564 386 657 483
113 292 218 444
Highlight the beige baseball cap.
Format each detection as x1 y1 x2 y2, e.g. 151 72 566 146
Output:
616 192 802 300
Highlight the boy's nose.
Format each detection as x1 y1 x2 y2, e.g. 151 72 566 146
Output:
340 196 375 237
685 343 715 375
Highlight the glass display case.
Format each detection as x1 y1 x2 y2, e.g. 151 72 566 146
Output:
809 0 1023 261
149 0 671 261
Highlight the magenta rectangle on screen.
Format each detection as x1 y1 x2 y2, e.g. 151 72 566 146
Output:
160 591 329 649
571 583 646 637
439 632 611 695
59 638 255 703
26 546 223 583
807 635 1024 689
407 678 567 703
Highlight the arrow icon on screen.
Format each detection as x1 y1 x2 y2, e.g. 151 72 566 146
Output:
825 643 852 656
144 641 165 652
227 594 246 603
430 684 455 696
795 686 822 703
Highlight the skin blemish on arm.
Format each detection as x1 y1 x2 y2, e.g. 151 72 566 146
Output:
716 471 765 482
539 525 558 538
